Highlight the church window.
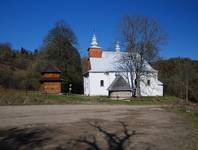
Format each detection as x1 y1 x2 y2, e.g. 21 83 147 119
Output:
135 79 137 86
147 80 151 86
100 80 104 87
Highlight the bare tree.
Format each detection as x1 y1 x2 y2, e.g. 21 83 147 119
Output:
118 16 166 97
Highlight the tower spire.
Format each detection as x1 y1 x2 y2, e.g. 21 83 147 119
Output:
115 41 120 52
91 34 98 48
88 33 102 58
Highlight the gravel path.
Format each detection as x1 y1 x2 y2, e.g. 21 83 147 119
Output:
0 105 197 150
0 105 162 128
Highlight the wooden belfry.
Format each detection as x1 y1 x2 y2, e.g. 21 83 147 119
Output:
40 64 62 94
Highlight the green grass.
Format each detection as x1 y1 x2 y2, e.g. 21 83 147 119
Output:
166 105 198 129
0 89 179 105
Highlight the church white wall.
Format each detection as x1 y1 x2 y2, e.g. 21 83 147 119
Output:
140 74 163 96
83 76 89 95
121 72 163 96
84 71 163 97
88 72 116 96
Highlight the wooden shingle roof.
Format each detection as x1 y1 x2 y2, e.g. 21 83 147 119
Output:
41 64 61 73
107 75 131 91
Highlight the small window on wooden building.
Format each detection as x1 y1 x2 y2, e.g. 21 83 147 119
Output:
100 80 104 87
147 80 151 86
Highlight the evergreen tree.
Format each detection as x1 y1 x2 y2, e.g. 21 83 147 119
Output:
40 20 82 93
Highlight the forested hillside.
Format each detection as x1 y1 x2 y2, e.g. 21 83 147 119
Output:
0 21 83 93
0 20 197 100
0 43 40 90
153 58 198 102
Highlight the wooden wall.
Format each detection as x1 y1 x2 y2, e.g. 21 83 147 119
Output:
41 82 61 94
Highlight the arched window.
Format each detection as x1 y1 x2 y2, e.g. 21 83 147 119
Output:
100 80 104 87
147 80 151 86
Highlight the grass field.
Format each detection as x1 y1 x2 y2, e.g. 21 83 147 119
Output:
180 109 198 129
0 89 179 105
166 104 198 129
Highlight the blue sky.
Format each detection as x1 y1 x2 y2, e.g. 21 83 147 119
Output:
0 0 198 59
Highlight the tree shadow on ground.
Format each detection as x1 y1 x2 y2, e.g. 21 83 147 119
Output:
0 127 51 150
57 121 139 150
0 121 158 150
88 121 136 150
57 121 158 150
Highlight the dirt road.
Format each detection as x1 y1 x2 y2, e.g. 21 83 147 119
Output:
0 105 197 150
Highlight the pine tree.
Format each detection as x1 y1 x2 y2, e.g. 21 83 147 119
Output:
40 20 82 93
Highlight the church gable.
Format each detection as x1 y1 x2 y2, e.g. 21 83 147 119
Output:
107 75 131 91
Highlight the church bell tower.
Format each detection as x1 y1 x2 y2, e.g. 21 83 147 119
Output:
88 34 102 58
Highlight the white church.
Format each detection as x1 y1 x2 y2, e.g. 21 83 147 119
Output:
83 34 163 97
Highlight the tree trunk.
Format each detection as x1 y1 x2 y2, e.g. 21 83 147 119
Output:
136 75 141 97
185 79 189 103
129 72 134 97
185 78 190 112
